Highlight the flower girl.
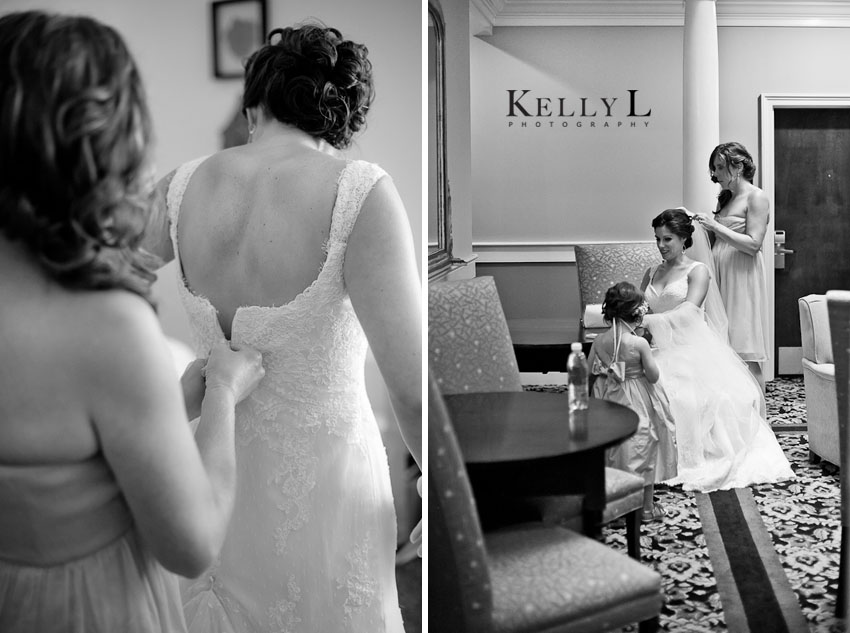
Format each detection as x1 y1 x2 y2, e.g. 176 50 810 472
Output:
587 282 677 521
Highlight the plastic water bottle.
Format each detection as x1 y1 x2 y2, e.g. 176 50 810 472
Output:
567 342 589 438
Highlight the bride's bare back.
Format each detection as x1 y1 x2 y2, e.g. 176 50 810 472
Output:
177 143 347 339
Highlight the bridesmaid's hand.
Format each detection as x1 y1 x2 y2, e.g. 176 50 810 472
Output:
204 343 265 404
693 212 718 233
180 358 207 420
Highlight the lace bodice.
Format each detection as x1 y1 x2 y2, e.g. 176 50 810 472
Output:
644 261 704 314
168 158 387 434
167 157 403 633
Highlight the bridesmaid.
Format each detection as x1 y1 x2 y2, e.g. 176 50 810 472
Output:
693 142 770 393
0 11 264 632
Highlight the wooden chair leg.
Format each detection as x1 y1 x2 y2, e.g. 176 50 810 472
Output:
638 615 660 633
626 509 641 560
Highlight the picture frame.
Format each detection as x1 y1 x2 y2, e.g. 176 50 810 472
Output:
211 0 267 79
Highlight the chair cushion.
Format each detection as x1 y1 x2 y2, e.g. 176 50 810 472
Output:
601 468 645 522
487 525 661 633
533 467 644 526
582 304 606 329
802 358 835 382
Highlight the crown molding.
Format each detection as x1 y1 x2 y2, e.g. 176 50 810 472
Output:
471 0 850 29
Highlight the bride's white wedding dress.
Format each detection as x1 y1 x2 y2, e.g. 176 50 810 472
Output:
167 157 404 632
644 261 794 493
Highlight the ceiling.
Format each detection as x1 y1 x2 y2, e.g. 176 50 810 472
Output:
470 0 850 34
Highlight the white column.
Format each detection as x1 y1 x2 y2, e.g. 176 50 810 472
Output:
682 0 719 213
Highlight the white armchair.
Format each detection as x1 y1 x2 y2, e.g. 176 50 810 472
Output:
798 294 838 465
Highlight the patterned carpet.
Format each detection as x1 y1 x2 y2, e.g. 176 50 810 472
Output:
766 376 807 430
588 376 844 633
605 434 842 632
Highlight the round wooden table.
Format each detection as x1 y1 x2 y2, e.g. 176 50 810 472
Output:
444 390 638 538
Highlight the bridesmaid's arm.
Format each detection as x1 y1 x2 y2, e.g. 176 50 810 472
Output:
140 170 177 267
704 189 769 256
87 297 263 578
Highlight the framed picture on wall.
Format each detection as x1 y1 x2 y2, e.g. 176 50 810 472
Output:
211 0 267 79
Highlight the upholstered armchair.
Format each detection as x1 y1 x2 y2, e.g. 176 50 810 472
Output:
429 376 663 633
574 243 660 342
799 294 838 466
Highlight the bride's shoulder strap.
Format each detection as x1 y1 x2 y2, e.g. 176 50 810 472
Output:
687 260 708 273
329 160 389 245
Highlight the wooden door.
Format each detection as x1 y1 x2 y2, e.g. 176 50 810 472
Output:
774 108 850 374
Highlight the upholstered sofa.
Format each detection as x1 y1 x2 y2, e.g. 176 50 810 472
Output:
798 294 839 465
575 242 660 341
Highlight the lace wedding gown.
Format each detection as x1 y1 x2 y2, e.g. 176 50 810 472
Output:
167 157 404 633
643 261 794 493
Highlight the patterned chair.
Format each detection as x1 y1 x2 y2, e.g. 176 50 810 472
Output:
429 376 663 633
428 276 646 559
826 290 850 616
428 276 523 395
798 294 838 465
575 242 660 342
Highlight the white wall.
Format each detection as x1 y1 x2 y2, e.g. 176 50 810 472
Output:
464 22 850 323
719 27 850 153
471 26 683 243
1 0 422 343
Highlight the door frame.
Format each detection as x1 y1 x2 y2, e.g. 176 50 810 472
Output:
758 93 850 381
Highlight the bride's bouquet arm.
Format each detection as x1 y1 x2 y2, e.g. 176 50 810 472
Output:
685 263 710 307
345 176 423 556
344 176 422 470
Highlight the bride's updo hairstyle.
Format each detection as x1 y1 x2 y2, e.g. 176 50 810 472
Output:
0 11 155 301
652 208 694 249
602 282 649 325
709 141 756 211
242 23 374 150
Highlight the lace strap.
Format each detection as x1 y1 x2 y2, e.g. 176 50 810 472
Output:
328 160 388 245
166 156 209 256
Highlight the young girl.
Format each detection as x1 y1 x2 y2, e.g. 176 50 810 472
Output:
588 282 677 521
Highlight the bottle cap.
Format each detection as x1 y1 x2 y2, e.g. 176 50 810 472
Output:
570 342 582 352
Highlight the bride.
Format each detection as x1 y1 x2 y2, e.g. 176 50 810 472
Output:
144 24 421 632
640 208 793 493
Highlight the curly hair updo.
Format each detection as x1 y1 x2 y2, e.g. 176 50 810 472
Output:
652 208 695 249
242 23 374 150
0 11 155 301
602 282 648 325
